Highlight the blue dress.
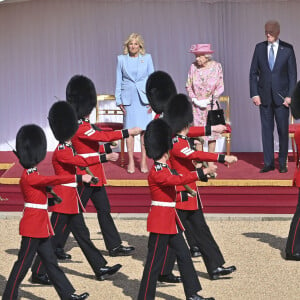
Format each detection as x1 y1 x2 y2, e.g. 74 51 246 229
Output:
124 56 152 130
115 53 154 130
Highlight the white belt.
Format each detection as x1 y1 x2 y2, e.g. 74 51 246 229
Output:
78 153 99 158
61 182 77 187
24 203 48 210
151 201 176 207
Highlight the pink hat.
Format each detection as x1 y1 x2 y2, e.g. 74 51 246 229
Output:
189 44 214 54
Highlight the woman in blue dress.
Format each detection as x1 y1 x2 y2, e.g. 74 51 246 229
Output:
115 33 154 173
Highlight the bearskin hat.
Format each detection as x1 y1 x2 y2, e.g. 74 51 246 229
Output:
144 119 173 160
66 74 97 119
48 101 78 143
16 124 47 169
146 71 177 114
291 81 300 120
164 94 193 135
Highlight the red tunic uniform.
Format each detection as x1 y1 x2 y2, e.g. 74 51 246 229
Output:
294 128 300 186
147 162 201 234
169 134 225 210
19 168 77 238
51 143 101 214
71 119 128 186
286 125 300 256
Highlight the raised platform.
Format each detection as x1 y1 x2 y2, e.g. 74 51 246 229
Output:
0 151 298 214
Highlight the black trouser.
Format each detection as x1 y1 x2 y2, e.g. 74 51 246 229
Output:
184 218 198 250
138 231 201 300
56 185 121 251
286 189 300 255
32 212 107 275
3 237 74 300
177 207 225 275
259 102 289 168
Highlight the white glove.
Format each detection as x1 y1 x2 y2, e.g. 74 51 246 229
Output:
192 98 211 108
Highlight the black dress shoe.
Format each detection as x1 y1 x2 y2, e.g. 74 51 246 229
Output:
285 252 300 261
95 264 122 281
55 247 72 260
187 293 215 300
190 246 202 258
210 265 236 280
69 292 89 300
31 272 52 285
259 165 275 173
158 273 182 283
109 245 135 257
279 166 288 173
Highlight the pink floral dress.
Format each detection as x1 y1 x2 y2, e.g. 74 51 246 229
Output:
186 60 224 141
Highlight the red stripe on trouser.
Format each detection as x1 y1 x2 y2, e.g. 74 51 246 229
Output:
160 245 169 275
144 234 160 300
62 224 67 233
291 217 300 254
79 185 86 199
37 213 60 274
10 238 32 300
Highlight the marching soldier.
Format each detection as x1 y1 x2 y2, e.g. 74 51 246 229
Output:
286 81 300 260
31 101 122 284
55 75 141 259
3 124 89 300
163 94 238 280
138 118 215 300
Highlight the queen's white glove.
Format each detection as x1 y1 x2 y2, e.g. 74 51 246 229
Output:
192 98 211 108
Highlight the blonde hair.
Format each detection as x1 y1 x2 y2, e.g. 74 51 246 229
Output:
123 33 146 55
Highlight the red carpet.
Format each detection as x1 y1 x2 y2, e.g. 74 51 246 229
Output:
0 151 298 213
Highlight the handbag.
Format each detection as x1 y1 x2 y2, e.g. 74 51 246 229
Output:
206 97 226 126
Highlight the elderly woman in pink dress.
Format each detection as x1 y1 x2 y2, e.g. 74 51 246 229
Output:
186 43 224 173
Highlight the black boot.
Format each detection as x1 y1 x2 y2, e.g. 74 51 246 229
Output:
95 264 122 281
190 246 202 258
210 265 236 280
109 245 135 257
69 292 89 300
55 247 72 260
158 273 182 283
31 272 52 285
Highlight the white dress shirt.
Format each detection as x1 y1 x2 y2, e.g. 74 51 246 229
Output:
268 39 279 61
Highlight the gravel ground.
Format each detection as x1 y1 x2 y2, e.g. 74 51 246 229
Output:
0 214 299 300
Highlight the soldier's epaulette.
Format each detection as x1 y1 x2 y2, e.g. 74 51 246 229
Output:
172 136 179 143
155 164 163 172
58 144 65 150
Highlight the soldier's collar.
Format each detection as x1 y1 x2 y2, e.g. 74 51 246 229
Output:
175 134 188 140
154 161 168 168
58 142 72 148
26 167 37 174
64 141 72 147
78 118 90 124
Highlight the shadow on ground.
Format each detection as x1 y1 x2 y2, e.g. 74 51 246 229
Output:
243 232 287 258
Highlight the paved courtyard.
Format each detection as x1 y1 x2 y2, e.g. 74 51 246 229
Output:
0 213 299 300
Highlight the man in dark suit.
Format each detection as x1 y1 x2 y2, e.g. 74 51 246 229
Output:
250 20 297 173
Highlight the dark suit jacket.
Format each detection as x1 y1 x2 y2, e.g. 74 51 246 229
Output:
250 40 297 106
